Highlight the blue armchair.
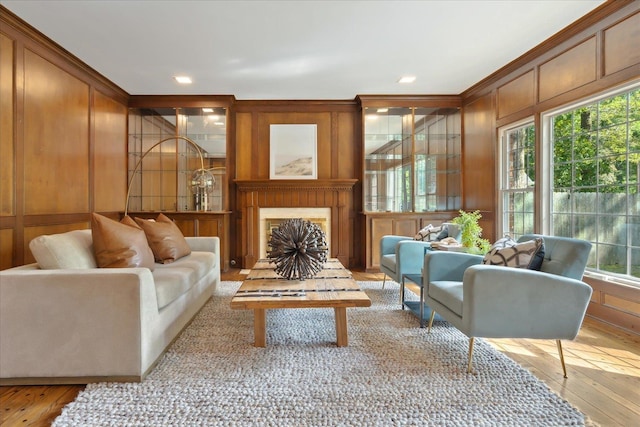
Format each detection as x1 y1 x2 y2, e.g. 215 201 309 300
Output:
423 234 593 377
379 223 460 288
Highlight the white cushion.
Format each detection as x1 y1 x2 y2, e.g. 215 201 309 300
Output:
153 252 216 308
29 229 97 269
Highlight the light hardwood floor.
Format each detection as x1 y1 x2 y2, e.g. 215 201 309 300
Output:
1 269 638 426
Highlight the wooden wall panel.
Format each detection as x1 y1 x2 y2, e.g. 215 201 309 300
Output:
255 114 271 179
0 33 14 217
462 94 496 242
336 111 356 178
93 90 127 212
538 37 597 102
585 276 639 335
462 94 495 212
23 49 89 215
497 70 535 119
0 229 14 270
1 9 128 267
235 112 252 180
604 11 640 76
368 217 393 269
395 219 419 238
23 222 89 264
249 112 333 180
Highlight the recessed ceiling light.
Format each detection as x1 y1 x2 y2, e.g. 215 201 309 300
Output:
377 108 388 113
398 76 416 84
202 108 214 113
174 76 192 84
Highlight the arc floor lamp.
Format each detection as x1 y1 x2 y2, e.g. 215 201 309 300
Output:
124 136 214 216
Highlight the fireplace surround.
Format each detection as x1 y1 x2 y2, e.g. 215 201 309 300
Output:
235 179 357 268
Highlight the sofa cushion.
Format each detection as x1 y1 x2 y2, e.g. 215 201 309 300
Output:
135 213 191 264
429 280 464 317
91 213 155 270
152 252 216 309
482 237 545 270
29 229 97 269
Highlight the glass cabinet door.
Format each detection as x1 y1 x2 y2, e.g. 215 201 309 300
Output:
363 106 461 212
128 106 227 212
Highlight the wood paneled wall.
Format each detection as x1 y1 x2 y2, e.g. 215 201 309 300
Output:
461 93 496 240
460 0 640 334
234 103 359 181
233 102 361 268
0 8 128 268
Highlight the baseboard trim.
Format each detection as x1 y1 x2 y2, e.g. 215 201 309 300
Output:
0 375 141 386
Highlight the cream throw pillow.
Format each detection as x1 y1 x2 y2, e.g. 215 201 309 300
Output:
29 229 97 269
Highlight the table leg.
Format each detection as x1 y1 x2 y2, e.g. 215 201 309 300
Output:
334 307 348 347
253 308 266 347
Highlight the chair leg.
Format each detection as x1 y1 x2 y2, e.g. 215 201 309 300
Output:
467 337 475 374
427 310 436 333
382 274 386 289
557 340 568 378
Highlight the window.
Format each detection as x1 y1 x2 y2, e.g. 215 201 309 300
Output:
544 83 639 281
500 121 536 239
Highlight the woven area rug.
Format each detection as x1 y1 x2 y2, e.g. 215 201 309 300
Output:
53 281 589 426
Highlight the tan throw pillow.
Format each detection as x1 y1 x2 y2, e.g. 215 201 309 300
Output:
91 213 155 270
120 215 141 229
482 237 545 270
135 213 191 264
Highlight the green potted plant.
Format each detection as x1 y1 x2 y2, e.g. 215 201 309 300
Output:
451 210 491 255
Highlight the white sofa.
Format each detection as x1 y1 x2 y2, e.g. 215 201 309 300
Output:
0 229 220 385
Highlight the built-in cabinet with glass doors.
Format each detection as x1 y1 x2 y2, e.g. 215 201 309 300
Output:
126 100 232 271
127 107 227 212
360 97 462 270
364 105 461 212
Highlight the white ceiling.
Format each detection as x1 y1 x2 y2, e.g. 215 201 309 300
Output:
1 0 605 100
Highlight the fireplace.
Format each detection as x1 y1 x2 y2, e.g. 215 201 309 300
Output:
259 207 331 259
235 179 357 268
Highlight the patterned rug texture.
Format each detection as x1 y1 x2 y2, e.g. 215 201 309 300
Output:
53 281 588 426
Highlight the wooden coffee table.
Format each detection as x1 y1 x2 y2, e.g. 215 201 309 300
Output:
230 258 371 347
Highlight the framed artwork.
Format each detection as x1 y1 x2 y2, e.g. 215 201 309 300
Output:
269 124 317 180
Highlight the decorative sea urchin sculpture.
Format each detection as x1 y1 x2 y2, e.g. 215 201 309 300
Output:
267 218 328 280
